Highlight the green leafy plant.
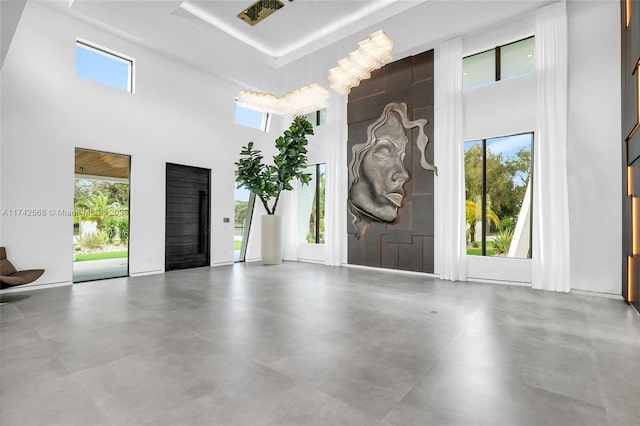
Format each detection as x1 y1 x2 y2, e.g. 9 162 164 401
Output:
79 232 106 250
466 199 500 244
492 228 514 255
499 217 515 232
117 217 129 243
103 217 118 243
74 191 118 232
235 116 314 215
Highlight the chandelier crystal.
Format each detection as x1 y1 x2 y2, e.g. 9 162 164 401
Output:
237 83 330 116
329 30 393 95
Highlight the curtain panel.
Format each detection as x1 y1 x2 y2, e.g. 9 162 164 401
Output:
532 2 571 292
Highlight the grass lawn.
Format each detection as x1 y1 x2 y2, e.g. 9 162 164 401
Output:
234 240 242 250
466 247 495 256
75 250 128 261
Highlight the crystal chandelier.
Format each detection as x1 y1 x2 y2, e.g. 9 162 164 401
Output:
329 30 393 95
237 83 330 116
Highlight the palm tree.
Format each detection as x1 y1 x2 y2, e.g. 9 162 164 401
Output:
74 191 117 233
466 200 499 244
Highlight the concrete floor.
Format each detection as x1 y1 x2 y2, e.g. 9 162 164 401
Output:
72 258 129 283
1 262 639 425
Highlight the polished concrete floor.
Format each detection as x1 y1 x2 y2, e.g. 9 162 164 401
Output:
72 258 129 283
1 262 639 425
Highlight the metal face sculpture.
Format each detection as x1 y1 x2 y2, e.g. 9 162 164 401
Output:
348 102 436 239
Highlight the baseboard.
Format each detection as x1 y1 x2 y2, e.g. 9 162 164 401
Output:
211 261 234 267
570 289 624 300
0 280 72 294
297 258 326 265
341 263 439 279
129 270 163 277
466 277 531 287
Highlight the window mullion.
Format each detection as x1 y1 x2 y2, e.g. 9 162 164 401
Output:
315 164 320 243
495 45 501 82
482 139 487 256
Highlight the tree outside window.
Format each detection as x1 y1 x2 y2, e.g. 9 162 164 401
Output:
464 133 533 258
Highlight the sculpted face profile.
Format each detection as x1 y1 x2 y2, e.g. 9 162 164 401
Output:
348 102 436 239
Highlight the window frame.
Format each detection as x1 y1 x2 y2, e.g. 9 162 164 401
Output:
234 100 271 132
234 182 256 263
76 39 135 93
299 163 325 244
464 132 534 258
463 36 534 89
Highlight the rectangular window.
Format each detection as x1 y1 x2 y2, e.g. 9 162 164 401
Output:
76 40 133 92
234 183 255 262
297 163 325 244
235 101 270 131
500 37 535 80
463 50 496 88
304 108 328 127
463 36 534 89
464 133 533 258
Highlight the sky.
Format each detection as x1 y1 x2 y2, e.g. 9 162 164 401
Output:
486 133 532 159
465 133 532 160
235 186 251 201
235 103 266 130
76 43 130 91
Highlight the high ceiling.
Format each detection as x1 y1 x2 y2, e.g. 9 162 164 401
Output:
174 0 427 64
38 0 555 92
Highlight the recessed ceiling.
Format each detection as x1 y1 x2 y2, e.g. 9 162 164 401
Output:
176 0 423 63
237 0 285 26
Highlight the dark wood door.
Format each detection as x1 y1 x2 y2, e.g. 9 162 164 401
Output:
165 163 210 271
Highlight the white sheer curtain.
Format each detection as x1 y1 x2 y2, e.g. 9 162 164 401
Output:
325 93 348 266
532 2 571 292
434 37 467 281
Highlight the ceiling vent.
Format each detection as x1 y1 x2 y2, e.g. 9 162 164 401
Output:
237 0 285 26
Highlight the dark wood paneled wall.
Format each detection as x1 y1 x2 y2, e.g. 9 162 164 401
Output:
347 50 435 273
622 0 640 310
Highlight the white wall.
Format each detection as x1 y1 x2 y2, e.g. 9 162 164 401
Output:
460 2 622 294
0 2 274 286
0 0 26 68
464 74 537 142
567 0 621 294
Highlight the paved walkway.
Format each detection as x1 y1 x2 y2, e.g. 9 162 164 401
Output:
72 258 128 282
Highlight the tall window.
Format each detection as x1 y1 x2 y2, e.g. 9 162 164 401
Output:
76 40 134 92
464 133 533 258
235 101 270 132
463 36 535 89
298 163 325 244
234 184 255 262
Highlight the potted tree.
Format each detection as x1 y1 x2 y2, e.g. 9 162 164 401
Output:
235 116 314 264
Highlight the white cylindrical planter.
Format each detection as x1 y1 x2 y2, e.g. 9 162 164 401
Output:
261 214 284 265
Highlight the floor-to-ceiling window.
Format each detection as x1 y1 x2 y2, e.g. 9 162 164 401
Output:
234 184 255 262
297 163 325 244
